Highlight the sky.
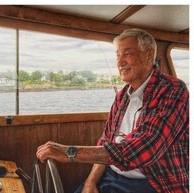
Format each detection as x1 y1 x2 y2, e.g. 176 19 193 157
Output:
0 28 118 75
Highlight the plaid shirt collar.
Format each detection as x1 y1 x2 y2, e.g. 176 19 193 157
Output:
127 70 153 99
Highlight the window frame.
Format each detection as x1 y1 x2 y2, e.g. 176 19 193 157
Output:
0 27 119 116
167 43 189 77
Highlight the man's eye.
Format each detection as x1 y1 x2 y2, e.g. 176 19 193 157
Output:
125 51 134 55
116 52 134 58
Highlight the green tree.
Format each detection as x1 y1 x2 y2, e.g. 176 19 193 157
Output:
31 71 42 82
56 71 64 83
70 76 86 86
66 71 79 81
19 70 30 82
48 72 55 82
79 71 97 82
48 71 64 86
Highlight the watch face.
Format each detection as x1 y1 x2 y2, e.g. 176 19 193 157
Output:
0 166 7 177
67 146 77 156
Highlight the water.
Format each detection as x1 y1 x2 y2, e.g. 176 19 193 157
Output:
0 88 116 115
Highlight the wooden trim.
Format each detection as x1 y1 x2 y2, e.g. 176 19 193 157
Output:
180 28 189 33
0 112 108 126
0 17 114 42
16 29 19 115
166 43 189 76
111 5 146 24
0 5 189 44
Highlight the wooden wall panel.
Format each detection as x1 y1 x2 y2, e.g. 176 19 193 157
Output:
0 5 189 44
156 41 171 75
0 120 105 193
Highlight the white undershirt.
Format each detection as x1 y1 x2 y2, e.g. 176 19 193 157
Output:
110 73 152 179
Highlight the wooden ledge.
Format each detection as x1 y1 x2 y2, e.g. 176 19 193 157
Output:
0 112 108 126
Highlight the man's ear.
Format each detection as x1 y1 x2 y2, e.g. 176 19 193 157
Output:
147 48 154 63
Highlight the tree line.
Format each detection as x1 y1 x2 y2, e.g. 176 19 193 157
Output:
16 70 122 89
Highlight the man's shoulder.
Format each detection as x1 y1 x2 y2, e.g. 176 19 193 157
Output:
152 69 188 91
143 69 189 102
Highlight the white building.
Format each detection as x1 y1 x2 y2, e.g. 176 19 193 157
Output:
0 75 15 86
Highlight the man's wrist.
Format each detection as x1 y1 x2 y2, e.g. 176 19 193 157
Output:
65 146 78 162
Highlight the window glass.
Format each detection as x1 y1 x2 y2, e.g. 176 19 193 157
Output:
171 48 189 88
19 30 120 114
0 27 16 115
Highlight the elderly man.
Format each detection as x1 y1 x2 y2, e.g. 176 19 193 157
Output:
36 29 189 193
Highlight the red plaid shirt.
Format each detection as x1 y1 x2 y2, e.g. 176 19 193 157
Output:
98 69 189 193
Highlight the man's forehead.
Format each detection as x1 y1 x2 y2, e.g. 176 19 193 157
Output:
116 47 138 52
119 36 138 43
116 38 138 48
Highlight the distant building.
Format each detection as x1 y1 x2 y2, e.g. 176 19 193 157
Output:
0 75 15 86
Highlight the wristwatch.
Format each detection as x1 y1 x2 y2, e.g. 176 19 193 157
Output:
65 146 78 162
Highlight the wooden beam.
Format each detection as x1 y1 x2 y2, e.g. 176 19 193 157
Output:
0 5 189 44
0 112 108 126
111 5 146 24
0 17 115 42
179 28 189 33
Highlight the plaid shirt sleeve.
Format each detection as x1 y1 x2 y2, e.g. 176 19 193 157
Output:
97 97 118 146
104 80 189 171
97 85 128 146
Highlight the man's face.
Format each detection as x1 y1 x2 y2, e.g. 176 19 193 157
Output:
116 37 153 89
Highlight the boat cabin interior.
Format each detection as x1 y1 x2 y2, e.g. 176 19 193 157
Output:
0 4 189 193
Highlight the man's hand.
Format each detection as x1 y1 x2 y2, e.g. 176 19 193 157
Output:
36 141 67 163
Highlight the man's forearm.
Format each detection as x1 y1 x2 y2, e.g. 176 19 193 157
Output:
41 142 110 165
75 146 109 164
51 144 108 190
85 164 106 185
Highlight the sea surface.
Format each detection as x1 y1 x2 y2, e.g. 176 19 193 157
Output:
0 88 116 115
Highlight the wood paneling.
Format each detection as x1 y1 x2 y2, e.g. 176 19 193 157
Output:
0 112 108 126
0 5 189 43
0 17 115 42
0 119 106 193
180 28 189 34
111 5 146 24
156 41 172 74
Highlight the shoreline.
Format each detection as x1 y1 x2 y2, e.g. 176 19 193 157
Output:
0 86 122 93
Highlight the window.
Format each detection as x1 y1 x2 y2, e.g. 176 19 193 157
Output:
0 27 16 115
0 27 120 115
170 48 189 88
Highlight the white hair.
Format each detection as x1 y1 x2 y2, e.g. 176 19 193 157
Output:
113 28 157 63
